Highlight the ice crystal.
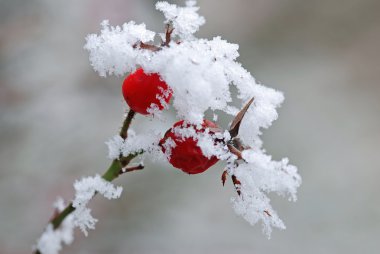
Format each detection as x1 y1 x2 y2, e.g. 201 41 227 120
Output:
72 175 123 236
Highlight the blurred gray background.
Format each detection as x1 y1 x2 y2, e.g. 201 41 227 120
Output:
1 0 379 253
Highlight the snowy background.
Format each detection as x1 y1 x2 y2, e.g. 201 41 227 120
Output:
1 0 379 253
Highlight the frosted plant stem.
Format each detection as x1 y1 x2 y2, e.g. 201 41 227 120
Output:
34 110 139 254
120 110 136 139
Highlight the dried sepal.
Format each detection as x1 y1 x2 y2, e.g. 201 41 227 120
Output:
138 42 161 52
231 175 241 196
163 23 174 46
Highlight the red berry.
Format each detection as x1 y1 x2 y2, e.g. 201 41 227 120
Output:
122 68 172 115
159 120 220 174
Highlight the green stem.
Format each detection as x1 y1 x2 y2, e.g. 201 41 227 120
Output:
120 110 135 139
51 203 75 229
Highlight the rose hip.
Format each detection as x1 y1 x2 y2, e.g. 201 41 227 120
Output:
160 119 220 174
122 68 172 115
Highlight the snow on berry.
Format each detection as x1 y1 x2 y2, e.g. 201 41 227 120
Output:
159 119 222 174
86 0 301 237
122 68 172 115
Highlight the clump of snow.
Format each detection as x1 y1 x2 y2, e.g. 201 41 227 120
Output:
105 135 124 159
106 128 167 163
160 136 176 159
84 0 301 238
168 123 230 160
146 86 172 117
231 149 301 237
156 0 205 40
72 175 123 236
121 129 161 156
84 20 155 77
238 84 285 148
35 198 74 254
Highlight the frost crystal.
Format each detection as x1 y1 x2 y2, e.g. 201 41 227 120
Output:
232 150 301 237
156 0 205 40
72 175 123 236
85 1 301 238
84 20 155 77
106 135 124 159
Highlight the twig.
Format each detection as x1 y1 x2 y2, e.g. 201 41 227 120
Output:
120 110 135 139
34 110 141 254
119 164 144 175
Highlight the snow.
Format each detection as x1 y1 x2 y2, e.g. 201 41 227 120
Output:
155 1 205 40
84 20 155 77
83 0 302 239
168 123 230 160
72 174 123 236
232 150 301 237
105 135 124 159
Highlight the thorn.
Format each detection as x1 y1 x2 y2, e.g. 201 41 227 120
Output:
221 170 228 186
119 164 144 175
227 144 243 160
229 97 254 138
264 210 272 217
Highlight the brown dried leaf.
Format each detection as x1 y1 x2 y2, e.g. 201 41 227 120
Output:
231 175 241 196
229 97 254 138
139 42 160 52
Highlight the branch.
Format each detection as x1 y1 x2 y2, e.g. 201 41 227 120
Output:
34 110 141 254
120 110 135 139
